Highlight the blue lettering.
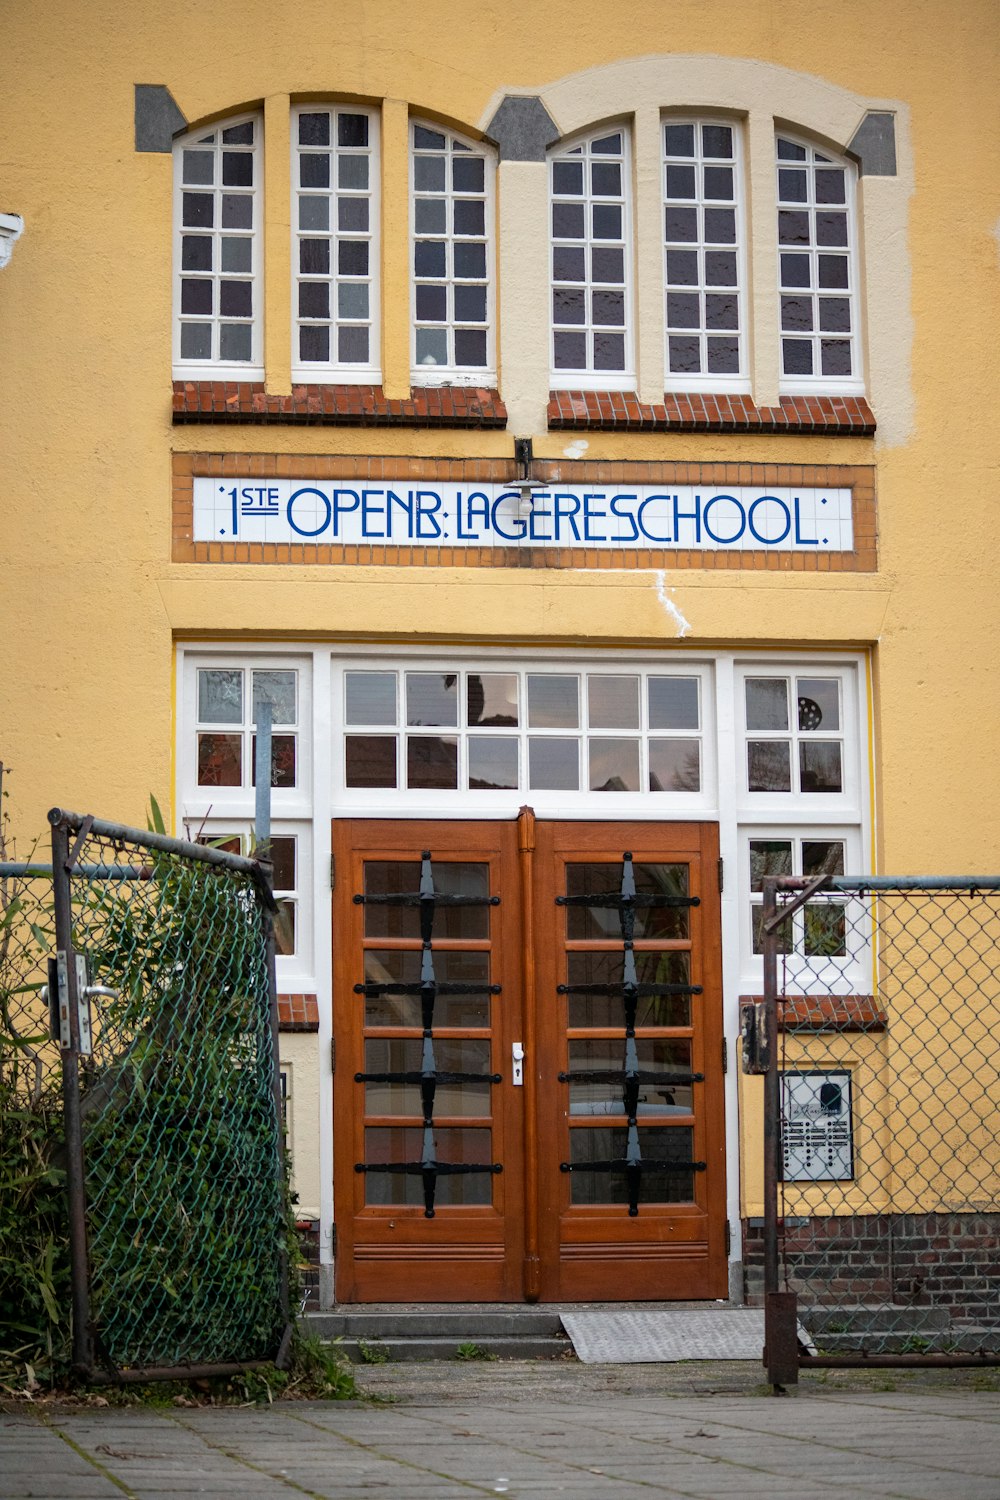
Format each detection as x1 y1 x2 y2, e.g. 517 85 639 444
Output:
415 490 443 539
387 488 414 539
360 488 386 538
527 494 554 542
332 488 361 536
491 495 527 541
287 486 332 538
465 490 491 538
748 494 791 546
553 492 582 543
672 492 702 544
637 496 674 543
793 496 819 545
702 493 746 545
610 493 639 543
583 492 607 542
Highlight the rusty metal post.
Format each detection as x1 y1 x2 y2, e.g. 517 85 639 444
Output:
49 816 94 1379
258 856 292 1362
761 876 798 1387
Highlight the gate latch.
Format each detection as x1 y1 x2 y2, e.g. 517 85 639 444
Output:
511 1041 524 1086
44 953 117 1056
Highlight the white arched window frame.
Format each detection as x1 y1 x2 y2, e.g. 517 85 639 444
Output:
410 120 497 386
172 112 264 380
291 104 381 385
776 134 864 395
662 116 750 394
549 124 635 391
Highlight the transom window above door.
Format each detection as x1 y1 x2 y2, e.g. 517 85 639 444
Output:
341 667 706 797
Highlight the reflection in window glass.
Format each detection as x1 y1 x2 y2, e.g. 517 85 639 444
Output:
467 673 518 726
406 673 458 727
346 671 396 725
588 676 639 729
568 1039 694 1115
649 739 700 792
198 668 243 723
648 676 699 730
345 735 397 788
527 675 579 729
363 949 492 1028
750 840 793 890
252 669 296 726
568 1126 694 1204
363 861 490 939
251 733 297 788
589 738 641 792
198 732 242 786
566 864 689 941
748 740 791 792
566 950 692 1028
407 734 458 789
746 678 789 731
468 737 518 790
364 1038 492 1116
799 741 843 793
528 737 579 790
364 1127 493 1205
797 677 840 732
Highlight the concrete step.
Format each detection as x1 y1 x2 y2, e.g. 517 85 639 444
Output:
339 1334 573 1363
813 1325 1000 1355
803 1305 952 1335
305 1308 565 1340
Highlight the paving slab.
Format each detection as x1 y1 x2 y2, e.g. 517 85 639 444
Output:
2 1364 1000 1500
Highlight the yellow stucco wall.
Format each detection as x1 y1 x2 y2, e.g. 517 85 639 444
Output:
2 3 998 1242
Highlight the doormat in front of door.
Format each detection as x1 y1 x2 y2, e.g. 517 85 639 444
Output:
561 1309 815 1363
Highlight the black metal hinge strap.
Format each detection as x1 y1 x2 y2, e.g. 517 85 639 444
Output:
356 1162 503 1175
557 1070 704 1085
555 894 698 909
355 1070 502 1085
557 982 701 996
355 982 502 996
560 1159 706 1173
354 894 500 907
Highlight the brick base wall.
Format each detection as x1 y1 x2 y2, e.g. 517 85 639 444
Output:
743 1213 1000 1323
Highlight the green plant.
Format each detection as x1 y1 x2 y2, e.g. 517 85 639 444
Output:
455 1341 496 1361
357 1337 390 1364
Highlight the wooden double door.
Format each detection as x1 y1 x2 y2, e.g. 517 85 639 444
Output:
332 815 726 1303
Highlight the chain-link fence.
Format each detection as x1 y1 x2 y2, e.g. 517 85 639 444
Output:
3 811 290 1383
753 876 1000 1382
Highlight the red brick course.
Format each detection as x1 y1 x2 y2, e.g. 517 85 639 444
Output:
277 994 319 1031
740 994 887 1032
172 382 507 429
547 390 876 436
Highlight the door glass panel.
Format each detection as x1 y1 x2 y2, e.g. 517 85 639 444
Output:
565 863 690 939
363 949 492 1027
362 861 490 938
363 1038 492 1116
567 1039 694 1115
566 950 691 1027
364 1127 493 1205
568 1125 695 1204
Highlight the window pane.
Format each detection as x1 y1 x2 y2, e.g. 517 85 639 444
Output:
528 738 579 791
468 738 519 790
648 739 700 792
274 900 296 956
746 677 789 731
804 903 847 956
415 327 448 366
346 671 396 725
567 1040 694 1116
589 738 641 792
364 949 492 1028
406 673 458 727
749 840 793 892
588 676 639 729
345 735 397 789
527 674 579 728
568 1126 694 1204
648 679 699 732
298 112 330 147
407 735 458 789
566 950 691 1028
339 327 370 363
752 905 792 956
803 841 846 879
467 673 518 726
198 668 243 723
748 741 791 792
566 864 689 941
799 741 843 793
251 734 296 788
364 1038 492 1117
197 732 242 786
363 862 489 940
797 678 840 732
664 123 694 156
268 835 296 892
364 1127 492 1206
252 669 296 726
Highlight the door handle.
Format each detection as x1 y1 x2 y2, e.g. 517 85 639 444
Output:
512 1041 524 1086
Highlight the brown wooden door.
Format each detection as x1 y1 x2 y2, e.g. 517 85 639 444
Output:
333 816 726 1303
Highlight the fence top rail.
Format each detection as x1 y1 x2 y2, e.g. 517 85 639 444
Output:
0 862 53 877
47 807 273 887
770 875 1000 894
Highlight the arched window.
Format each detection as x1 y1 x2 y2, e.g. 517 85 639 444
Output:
173 114 262 377
549 126 633 389
663 118 748 391
292 105 380 382
776 136 862 391
410 121 496 385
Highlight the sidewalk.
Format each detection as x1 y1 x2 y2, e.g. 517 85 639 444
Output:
3 1362 1000 1499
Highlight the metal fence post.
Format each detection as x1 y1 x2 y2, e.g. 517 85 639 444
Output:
762 876 798 1388
49 815 94 1378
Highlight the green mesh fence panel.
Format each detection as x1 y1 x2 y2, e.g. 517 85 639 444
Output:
59 824 286 1374
760 880 1000 1363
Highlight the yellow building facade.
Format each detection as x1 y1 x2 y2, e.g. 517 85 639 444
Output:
3 1 998 1307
